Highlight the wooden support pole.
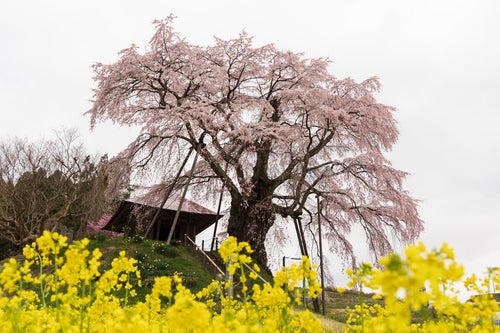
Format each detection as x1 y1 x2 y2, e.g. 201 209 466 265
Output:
144 147 194 239
166 145 200 245
317 195 326 315
294 215 320 313
210 188 224 251
293 217 306 256
211 163 228 251
297 216 309 258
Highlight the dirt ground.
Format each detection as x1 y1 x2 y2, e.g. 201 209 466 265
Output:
316 316 345 332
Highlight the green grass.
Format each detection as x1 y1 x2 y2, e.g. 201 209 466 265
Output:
315 288 385 323
90 236 380 322
321 288 436 324
324 288 385 309
88 235 215 302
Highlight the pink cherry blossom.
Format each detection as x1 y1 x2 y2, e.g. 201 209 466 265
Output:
87 17 423 269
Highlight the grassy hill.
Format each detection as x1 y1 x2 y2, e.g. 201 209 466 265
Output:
321 288 384 324
88 235 380 327
84 235 357 332
88 234 217 301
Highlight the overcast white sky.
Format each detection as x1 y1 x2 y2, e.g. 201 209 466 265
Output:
1 0 499 293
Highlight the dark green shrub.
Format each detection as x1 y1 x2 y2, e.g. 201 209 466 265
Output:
130 234 144 244
96 234 107 243
139 260 170 278
142 261 169 271
134 250 148 262
181 272 198 288
152 242 179 257
163 247 179 258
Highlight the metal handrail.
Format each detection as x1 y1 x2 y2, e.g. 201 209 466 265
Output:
184 234 224 276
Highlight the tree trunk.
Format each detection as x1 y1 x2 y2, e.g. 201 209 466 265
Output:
227 194 275 274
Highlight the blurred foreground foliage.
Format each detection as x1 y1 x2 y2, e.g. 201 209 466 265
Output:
0 231 499 332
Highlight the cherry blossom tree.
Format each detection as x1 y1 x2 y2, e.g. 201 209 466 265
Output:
87 17 423 270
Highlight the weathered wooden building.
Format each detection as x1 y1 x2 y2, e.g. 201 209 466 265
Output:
103 195 221 242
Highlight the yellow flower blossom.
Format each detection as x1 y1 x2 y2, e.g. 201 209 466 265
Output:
4 232 498 332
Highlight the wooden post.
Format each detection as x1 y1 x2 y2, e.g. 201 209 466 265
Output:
144 147 194 239
211 162 228 251
293 217 306 256
294 215 320 313
226 255 233 298
297 216 309 258
166 145 200 245
317 195 326 315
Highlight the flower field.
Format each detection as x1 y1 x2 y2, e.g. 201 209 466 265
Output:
0 231 499 332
